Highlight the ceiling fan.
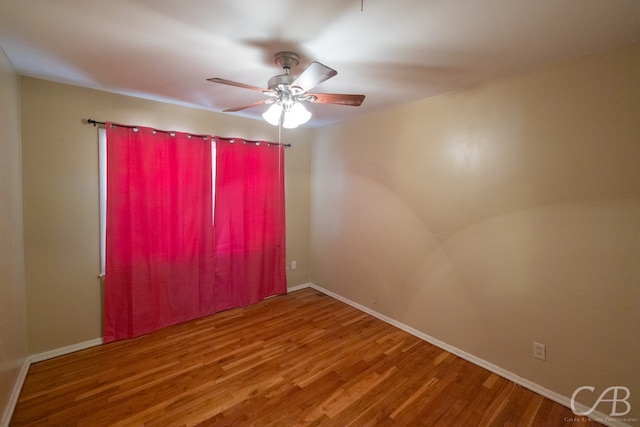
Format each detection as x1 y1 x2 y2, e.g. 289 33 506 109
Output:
207 52 365 128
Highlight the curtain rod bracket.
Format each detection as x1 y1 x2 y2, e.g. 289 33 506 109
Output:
86 118 105 127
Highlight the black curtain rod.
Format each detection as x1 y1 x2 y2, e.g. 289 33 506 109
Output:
85 119 290 147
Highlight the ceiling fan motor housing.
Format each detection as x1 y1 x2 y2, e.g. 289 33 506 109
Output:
268 52 301 91
274 51 299 71
267 73 296 90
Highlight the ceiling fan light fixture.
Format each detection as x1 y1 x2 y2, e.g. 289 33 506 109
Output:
291 102 312 124
283 102 311 129
262 103 283 126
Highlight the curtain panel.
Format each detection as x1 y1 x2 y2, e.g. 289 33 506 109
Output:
104 125 216 343
104 125 286 343
213 138 287 311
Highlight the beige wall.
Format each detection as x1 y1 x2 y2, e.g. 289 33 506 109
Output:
0 48 27 422
20 78 311 354
14 42 640 419
310 43 640 416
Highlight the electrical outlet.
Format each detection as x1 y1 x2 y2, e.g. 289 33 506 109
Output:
533 342 546 361
291 260 297 270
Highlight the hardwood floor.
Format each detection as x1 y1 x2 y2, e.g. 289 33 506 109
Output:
11 288 603 426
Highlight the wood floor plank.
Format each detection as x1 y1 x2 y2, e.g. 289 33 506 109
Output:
10 288 604 426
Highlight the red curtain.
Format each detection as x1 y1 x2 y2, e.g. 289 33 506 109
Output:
104 125 216 343
213 138 287 310
104 126 286 343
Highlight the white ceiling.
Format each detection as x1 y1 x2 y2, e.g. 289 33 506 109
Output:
1 0 638 127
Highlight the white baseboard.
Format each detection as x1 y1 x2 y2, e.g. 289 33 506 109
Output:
1 358 30 427
287 282 312 293
1 338 104 427
28 338 103 364
308 283 631 427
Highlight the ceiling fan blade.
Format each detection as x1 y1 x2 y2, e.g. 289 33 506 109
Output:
207 77 270 93
223 99 270 113
291 62 337 92
307 93 365 106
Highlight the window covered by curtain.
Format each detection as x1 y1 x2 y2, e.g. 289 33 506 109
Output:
104 125 216 342
213 138 287 311
103 125 286 343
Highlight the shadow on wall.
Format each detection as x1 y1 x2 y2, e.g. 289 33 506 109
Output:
312 169 640 415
